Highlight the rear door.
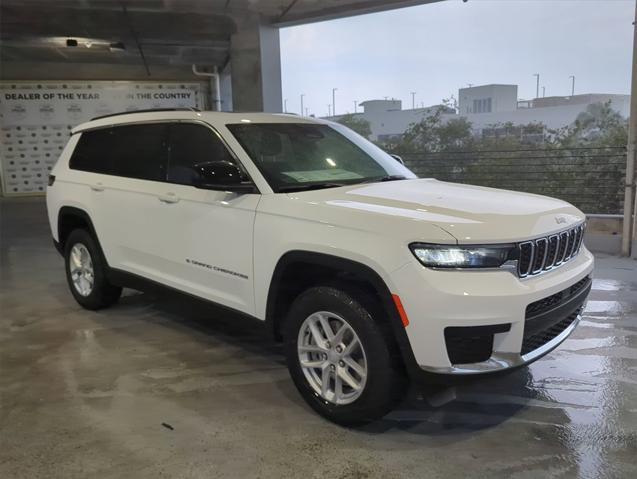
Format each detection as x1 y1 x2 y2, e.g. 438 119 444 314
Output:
70 123 171 276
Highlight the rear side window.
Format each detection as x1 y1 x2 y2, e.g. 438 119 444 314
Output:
166 123 239 186
69 124 167 181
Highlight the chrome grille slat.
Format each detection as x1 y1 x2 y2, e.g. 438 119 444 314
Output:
518 241 534 277
574 225 584 255
558 231 569 264
572 228 580 258
544 235 559 270
532 238 548 274
563 230 572 261
565 229 576 260
516 223 585 278
540 239 548 271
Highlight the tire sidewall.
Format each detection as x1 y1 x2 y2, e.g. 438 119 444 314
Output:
64 229 115 309
283 286 402 425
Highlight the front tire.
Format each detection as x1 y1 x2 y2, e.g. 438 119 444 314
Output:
283 285 407 426
64 229 122 310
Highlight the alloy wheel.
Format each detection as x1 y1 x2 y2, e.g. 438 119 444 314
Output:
297 311 368 405
69 243 94 297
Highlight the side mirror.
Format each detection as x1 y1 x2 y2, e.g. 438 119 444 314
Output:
390 154 405 165
195 161 257 193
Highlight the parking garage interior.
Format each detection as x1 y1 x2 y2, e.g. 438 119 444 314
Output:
1 1 637 478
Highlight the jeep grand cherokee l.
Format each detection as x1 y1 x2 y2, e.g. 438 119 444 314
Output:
46 109 593 425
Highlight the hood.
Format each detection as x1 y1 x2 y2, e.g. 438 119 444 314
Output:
286 178 584 244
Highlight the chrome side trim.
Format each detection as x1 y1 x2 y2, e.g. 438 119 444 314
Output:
70 118 261 194
419 314 581 375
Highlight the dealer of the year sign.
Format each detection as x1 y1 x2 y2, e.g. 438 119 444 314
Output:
0 81 204 195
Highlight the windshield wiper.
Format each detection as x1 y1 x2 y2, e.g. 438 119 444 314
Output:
360 175 407 184
277 182 347 193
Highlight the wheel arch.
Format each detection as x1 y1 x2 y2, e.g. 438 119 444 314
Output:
265 250 420 376
57 206 108 265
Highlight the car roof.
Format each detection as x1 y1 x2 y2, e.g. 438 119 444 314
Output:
71 110 326 134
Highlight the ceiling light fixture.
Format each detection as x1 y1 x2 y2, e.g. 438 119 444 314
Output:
109 42 126 52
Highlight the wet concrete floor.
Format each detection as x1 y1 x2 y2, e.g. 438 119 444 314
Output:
1 197 636 478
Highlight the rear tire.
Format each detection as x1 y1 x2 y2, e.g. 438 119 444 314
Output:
283 284 407 426
64 229 122 310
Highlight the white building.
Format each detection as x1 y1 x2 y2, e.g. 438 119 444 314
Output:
326 84 630 142
354 99 453 142
458 84 518 114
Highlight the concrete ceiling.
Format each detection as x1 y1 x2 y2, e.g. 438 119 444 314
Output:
0 0 440 69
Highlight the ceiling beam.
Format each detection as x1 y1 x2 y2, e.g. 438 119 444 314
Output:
272 0 443 27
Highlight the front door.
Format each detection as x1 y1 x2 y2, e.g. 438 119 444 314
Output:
152 122 259 315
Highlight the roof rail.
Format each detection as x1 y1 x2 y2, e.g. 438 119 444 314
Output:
90 107 200 121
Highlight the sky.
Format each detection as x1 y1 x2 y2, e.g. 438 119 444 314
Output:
280 0 634 117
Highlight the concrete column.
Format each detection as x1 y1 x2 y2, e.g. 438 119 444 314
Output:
623 0 637 257
219 62 233 111
229 17 282 112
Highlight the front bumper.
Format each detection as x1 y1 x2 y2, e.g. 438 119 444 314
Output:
420 313 582 375
389 246 594 375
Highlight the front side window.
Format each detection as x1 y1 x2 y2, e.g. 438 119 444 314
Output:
167 123 245 187
226 122 412 192
69 124 167 181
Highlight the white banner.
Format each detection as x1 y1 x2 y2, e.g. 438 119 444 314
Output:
0 81 205 195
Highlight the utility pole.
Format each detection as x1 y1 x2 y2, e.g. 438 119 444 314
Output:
327 104 331 117
300 94 305 116
410 92 416 109
532 73 540 99
284 98 288 113
353 100 357 113
569 75 575 96
332 88 337 116
623 0 637 257
542 86 545 97
305 107 309 116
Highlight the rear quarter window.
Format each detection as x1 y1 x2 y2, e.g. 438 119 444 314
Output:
69 124 168 181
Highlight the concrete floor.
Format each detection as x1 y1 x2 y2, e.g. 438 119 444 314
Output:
1 197 636 479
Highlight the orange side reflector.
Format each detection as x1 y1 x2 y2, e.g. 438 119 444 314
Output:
392 294 409 328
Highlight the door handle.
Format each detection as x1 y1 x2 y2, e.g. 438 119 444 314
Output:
91 182 104 192
158 193 180 204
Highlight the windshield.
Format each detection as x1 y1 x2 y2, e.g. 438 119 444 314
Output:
226 122 415 192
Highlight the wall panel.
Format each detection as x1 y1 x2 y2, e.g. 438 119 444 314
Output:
0 81 205 196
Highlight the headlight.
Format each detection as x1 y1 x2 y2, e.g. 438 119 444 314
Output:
409 243 515 268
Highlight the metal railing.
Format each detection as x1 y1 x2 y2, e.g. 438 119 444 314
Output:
400 146 627 215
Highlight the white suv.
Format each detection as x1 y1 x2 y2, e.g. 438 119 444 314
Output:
46 109 593 425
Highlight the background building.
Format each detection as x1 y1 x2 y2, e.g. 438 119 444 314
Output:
327 84 630 142
458 84 518 114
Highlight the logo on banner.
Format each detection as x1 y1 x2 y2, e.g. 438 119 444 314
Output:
10 104 26 120
39 104 55 120
67 104 82 120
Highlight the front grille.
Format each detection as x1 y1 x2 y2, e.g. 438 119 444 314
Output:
525 290 565 318
525 275 590 318
517 223 585 278
521 308 581 355
521 276 591 355
569 276 589 295
445 324 511 365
